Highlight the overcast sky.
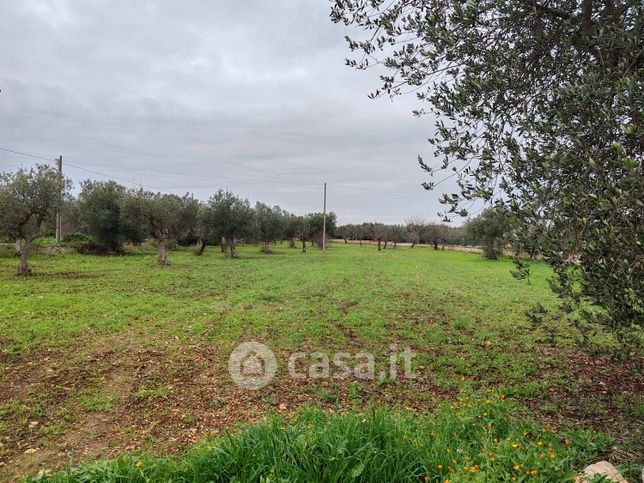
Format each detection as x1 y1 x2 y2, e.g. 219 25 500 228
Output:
0 0 461 225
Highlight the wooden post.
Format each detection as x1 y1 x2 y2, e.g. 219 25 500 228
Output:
322 182 327 251
55 155 62 243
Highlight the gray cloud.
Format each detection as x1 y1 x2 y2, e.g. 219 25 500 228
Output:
0 0 460 224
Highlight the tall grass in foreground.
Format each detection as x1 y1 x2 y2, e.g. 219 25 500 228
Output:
34 387 610 482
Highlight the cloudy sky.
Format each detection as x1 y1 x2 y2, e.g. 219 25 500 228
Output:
0 0 459 224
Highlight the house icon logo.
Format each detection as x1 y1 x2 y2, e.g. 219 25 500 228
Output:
228 342 277 390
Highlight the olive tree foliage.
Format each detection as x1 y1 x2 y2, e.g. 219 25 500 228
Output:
136 192 183 266
0 165 70 275
332 0 643 347
307 212 337 249
200 190 254 258
291 215 311 253
78 180 127 252
465 208 513 260
284 213 301 248
255 202 287 253
168 194 200 249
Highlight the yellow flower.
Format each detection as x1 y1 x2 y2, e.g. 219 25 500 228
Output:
491 457 495 462
438 465 443 470
539 453 545 459
514 465 521 471
512 443 519 448
537 441 543 446
424 477 430 482
444 480 450 483
135 461 142 468
550 453 556 459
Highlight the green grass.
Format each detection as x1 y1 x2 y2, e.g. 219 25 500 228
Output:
32 386 611 482
0 243 640 480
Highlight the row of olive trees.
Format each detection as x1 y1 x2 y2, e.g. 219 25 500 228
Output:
0 165 337 274
337 213 524 260
336 219 461 251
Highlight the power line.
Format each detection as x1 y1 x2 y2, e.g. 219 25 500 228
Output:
0 146 55 162
63 161 166 192
0 144 439 199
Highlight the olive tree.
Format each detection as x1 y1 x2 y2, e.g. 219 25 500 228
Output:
168 193 200 250
307 212 337 249
0 165 70 275
292 215 311 253
255 202 287 254
465 208 512 260
333 0 643 345
405 217 425 248
139 192 183 266
202 190 254 258
78 180 127 253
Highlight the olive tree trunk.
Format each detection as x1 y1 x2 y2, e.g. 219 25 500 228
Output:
229 238 239 258
155 228 171 266
197 237 207 256
301 236 307 253
16 238 32 276
289 237 296 248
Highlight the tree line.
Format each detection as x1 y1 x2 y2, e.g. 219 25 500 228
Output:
0 164 337 275
336 219 466 250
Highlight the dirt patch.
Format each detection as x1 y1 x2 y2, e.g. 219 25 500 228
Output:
0 328 641 480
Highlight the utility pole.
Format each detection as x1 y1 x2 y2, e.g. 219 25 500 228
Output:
55 155 62 244
322 182 327 251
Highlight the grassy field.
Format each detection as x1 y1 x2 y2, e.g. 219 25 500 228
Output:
0 243 641 480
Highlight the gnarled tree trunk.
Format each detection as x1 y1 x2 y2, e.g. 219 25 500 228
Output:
301 236 307 253
262 240 270 254
16 238 32 276
289 237 296 248
220 236 227 253
155 228 171 266
377 239 381 251
197 237 207 256
229 238 239 258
